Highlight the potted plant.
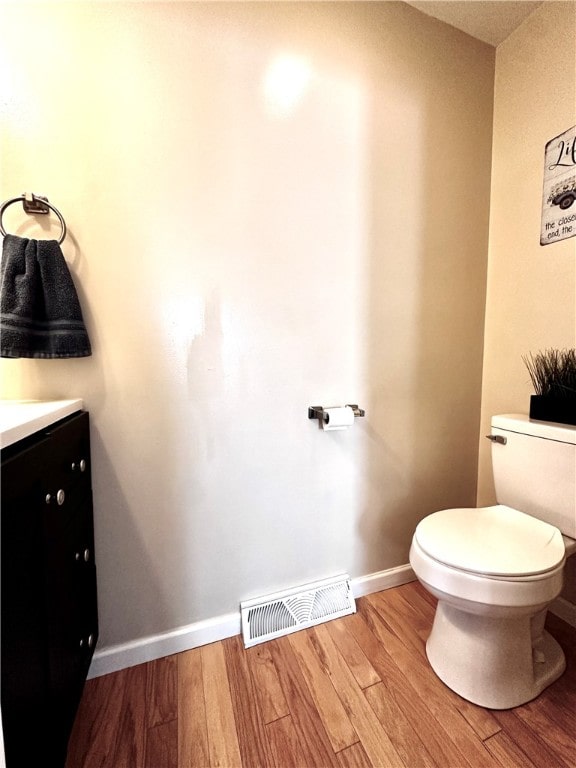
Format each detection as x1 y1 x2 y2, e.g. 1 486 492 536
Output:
522 348 576 425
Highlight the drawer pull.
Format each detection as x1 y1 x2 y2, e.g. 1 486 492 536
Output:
84 548 90 562
71 459 87 472
79 634 95 650
56 489 66 505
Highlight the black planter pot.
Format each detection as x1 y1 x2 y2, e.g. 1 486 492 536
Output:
529 395 576 426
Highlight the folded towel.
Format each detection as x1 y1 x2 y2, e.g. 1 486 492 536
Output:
1 234 92 358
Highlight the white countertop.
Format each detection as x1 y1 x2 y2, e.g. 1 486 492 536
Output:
0 399 84 449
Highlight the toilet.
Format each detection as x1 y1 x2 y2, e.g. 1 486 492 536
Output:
409 414 576 709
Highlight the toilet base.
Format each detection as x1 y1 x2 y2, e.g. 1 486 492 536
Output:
426 600 566 709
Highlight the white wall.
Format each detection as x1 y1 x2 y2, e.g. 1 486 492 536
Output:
0 2 494 650
478 1 576 604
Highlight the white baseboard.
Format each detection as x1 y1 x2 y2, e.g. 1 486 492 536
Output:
88 611 241 679
88 563 415 678
351 563 415 598
550 596 576 629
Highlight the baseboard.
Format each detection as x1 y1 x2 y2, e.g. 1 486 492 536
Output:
88 563 416 678
88 612 241 679
351 563 415 598
550 596 576 629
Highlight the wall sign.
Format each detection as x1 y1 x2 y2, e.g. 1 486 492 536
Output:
540 125 576 245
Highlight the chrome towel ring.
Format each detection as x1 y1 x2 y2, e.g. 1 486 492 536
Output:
0 193 67 244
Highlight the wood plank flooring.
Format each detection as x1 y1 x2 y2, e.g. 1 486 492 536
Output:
65 582 576 767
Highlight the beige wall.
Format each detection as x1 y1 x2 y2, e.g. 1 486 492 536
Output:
0 2 494 650
478 2 576 601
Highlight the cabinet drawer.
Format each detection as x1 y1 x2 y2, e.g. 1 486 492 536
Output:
44 412 92 500
41 412 92 532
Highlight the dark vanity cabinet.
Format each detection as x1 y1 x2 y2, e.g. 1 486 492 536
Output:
1 411 98 768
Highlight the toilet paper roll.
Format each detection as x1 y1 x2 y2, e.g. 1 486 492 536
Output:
322 406 355 431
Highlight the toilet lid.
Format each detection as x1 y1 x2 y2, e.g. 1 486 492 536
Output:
414 505 565 577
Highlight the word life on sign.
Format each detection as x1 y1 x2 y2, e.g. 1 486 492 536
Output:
541 125 576 245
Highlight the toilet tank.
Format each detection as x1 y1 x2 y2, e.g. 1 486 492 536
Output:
491 414 576 539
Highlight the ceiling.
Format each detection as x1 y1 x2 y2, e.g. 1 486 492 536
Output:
404 1 544 46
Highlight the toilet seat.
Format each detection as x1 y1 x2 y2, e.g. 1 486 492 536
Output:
414 505 565 577
410 505 566 610
409 535 565 610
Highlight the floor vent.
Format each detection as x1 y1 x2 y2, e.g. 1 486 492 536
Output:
240 574 356 648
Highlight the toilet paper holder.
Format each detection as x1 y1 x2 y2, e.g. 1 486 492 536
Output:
308 404 365 424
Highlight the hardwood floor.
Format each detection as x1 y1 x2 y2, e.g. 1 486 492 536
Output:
65 582 576 767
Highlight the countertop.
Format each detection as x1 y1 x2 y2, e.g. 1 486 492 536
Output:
0 399 84 449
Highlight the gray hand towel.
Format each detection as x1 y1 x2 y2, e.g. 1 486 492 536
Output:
1 234 92 358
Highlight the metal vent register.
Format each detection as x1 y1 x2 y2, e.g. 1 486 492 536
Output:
240 574 356 648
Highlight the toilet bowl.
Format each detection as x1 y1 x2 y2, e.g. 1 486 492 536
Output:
410 414 576 710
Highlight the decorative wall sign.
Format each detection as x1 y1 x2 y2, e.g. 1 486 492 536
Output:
541 125 576 245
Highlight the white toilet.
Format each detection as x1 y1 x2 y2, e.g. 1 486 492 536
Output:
409 414 576 709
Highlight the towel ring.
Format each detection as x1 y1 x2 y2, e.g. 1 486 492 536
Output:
0 194 67 244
